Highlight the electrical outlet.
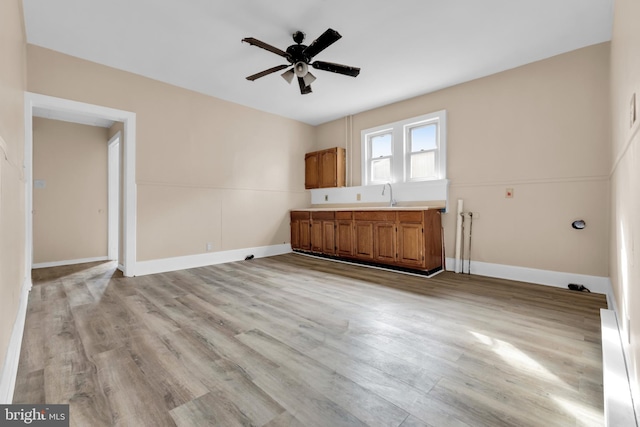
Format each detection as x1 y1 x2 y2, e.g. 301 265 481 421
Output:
505 188 514 198
324 194 328 201
206 242 213 252
356 193 361 201
469 211 478 219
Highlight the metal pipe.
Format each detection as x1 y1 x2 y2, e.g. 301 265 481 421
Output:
454 199 463 273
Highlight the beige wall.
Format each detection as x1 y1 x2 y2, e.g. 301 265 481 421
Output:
609 0 640 413
32 118 109 264
27 45 314 262
0 0 26 393
316 43 611 277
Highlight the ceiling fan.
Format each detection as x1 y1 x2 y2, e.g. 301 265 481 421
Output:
242 29 360 95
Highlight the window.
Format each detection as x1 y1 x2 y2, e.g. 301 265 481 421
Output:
362 110 446 185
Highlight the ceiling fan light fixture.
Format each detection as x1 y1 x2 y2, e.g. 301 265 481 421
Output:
302 71 316 87
294 61 309 77
281 69 295 84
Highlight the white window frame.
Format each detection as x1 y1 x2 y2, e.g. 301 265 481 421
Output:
361 110 446 185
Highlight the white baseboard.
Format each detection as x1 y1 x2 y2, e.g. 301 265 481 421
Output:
32 256 110 269
134 244 292 277
600 309 638 426
445 257 613 297
0 278 31 404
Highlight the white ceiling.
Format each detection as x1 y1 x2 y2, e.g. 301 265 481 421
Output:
22 0 613 126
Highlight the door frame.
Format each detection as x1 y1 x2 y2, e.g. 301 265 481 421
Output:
24 92 137 277
107 131 121 264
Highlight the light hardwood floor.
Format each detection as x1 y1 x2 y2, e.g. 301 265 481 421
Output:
14 254 607 427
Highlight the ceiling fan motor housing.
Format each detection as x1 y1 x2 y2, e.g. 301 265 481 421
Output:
286 44 309 65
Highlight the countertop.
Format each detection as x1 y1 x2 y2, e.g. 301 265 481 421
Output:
292 206 445 212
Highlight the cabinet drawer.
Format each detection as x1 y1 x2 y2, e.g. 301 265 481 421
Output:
311 211 335 220
291 211 311 220
397 211 424 223
335 211 353 220
354 211 396 222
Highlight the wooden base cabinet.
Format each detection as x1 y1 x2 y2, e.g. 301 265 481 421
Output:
335 211 354 257
290 211 311 251
353 221 374 260
290 209 443 275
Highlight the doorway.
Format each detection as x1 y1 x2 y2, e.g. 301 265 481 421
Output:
24 93 137 278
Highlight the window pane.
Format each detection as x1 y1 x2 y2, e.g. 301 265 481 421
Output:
371 158 391 182
370 133 392 158
410 124 437 152
410 151 436 179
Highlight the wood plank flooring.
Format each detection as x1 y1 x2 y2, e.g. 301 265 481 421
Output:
14 254 607 426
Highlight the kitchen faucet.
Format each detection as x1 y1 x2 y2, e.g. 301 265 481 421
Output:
382 182 396 207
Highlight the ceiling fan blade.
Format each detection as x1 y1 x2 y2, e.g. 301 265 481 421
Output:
242 37 289 58
312 61 360 77
246 64 289 81
302 28 342 59
298 77 312 95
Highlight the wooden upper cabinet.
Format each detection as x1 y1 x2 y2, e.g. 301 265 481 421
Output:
304 153 319 189
305 147 345 189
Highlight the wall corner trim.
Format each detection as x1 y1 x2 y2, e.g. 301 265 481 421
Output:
601 309 638 426
0 278 32 404
134 244 292 277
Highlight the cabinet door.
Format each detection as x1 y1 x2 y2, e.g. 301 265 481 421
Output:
354 221 374 260
305 153 319 189
291 219 300 249
319 149 337 188
336 220 354 257
374 222 396 264
299 219 311 250
398 222 425 268
311 219 323 252
322 221 336 255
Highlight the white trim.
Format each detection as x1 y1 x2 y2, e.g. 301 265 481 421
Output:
600 309 638 426
361 110 447 186
0 279 31 404
107 132 121 262
32 256 110 270
445 257 613 296
135 244 292 276
24 93 137 277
